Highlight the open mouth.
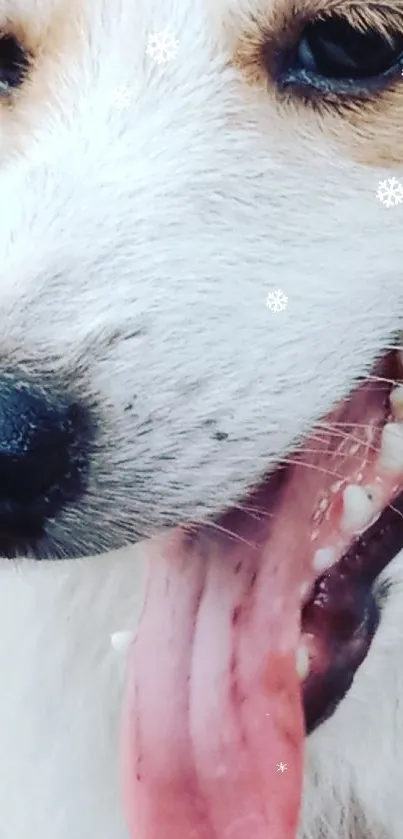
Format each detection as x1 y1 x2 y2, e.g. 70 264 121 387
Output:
122 349 403 839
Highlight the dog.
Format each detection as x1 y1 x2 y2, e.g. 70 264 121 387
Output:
0 0 403 836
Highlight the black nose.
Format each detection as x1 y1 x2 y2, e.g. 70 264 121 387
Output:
0 372 91 554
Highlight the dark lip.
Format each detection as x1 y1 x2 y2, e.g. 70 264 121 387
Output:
302 485 403 733
302 579 379 733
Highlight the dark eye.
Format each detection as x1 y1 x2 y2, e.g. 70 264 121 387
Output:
276 16 403 98
0 33 30 96
298 18 403 79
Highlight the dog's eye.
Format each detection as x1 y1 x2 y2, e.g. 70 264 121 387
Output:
0 33 29 96
297 18 402 79
275 16 403 98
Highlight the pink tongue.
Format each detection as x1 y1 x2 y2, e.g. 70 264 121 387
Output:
122 513 317 839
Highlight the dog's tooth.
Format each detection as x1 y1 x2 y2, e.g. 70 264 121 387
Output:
390 385 403 421
296 644 310 680
299 581 310 598
110 630 134 653
340 484 375 534
379 422 403 472
313 546 338 572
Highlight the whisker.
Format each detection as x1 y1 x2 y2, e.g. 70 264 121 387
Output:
278 457 343 479
380 344 403 353
365 374 399 387
322 422 383 429
202 520 257 548
388 503 403 523
317 423 380 455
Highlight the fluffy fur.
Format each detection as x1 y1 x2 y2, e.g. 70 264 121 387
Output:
0 0 403 836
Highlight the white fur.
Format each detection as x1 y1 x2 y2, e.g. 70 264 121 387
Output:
0 0 402 835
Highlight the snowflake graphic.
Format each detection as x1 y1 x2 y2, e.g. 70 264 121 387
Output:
111 85 133 109
146 30 179 65
376 177 403 208
277 762 288 773
266 289 288 313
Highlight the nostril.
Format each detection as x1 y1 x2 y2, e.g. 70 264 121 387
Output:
0 372 92 547
0 394 75 501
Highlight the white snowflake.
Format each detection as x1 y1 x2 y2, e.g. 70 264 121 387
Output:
146 30 179 65
111 86 133 109
376 177 403 208
266 289 288 313
276 762 288 773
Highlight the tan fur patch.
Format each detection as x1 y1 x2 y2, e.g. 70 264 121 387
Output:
0 0 89 154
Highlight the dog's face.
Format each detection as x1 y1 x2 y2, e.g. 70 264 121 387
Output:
1 0 403 837
0 0 402 554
